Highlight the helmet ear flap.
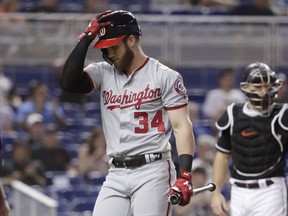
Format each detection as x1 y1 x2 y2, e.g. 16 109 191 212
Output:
101 49 113 65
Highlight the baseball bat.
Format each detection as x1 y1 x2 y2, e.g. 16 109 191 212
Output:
169 183 216 205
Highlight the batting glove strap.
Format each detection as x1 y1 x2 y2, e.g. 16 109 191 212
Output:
179 169 192 181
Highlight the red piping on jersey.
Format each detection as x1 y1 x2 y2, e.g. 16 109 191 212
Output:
165 103 188 111
120 97 161 109
166 160 172 216
130 57 149 76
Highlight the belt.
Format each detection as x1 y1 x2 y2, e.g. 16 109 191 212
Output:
234 179 274 189
112 153 164 168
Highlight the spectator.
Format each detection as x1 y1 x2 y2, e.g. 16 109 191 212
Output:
0 179 9 216
173 167 214 216
0 60 15 132
31 124 73 172
0 0 20 13
184 0 238 7
83 0 110 13
25 113 44 151
78 127 109 176
228 0 275 15
0 134 10 216
30 0 58 13
193 134 216 183
275 72 288 103
202 69 246 133
1 141 46 186
188 101 213 140
0 105 14 133
15 81 67 131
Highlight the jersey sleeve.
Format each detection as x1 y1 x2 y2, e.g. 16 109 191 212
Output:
215 106 233 153
84 62 108 91
160 67 188 109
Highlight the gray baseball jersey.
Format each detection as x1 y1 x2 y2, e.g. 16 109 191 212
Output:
84 57 188 157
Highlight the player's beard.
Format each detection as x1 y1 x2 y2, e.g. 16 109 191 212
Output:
114 43 134 72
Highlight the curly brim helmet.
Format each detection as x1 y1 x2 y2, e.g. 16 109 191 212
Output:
240 62 282 115
94 10 142 49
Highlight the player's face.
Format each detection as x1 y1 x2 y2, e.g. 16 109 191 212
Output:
247 83 270 97
106 39 134 72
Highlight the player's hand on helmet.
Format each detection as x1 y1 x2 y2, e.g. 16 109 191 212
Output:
169 170 193 206
78 10 112 41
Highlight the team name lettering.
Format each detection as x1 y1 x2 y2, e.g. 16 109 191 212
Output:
103 84 161 109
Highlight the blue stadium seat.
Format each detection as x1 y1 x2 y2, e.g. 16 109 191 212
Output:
72 198 95 213
20 0 40 12
86 172 106 186
58 0 84 12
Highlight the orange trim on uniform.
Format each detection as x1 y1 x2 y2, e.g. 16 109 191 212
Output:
165 103 188 111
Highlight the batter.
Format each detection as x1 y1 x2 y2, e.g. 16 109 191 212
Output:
61 10 195 216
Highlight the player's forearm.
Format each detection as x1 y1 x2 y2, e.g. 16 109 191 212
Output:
174 122 195 172
212 152 230 193
61 36 91 91
174 121 195 156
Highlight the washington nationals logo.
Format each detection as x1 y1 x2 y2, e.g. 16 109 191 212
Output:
174 77 186 95
99 27 106 36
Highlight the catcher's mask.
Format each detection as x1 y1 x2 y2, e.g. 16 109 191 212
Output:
94 10 142 49
240 62 282 116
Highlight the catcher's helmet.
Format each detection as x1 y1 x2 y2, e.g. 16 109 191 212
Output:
240 62 282 115
94 10 142 49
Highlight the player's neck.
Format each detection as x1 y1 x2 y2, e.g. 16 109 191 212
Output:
124 52 148 76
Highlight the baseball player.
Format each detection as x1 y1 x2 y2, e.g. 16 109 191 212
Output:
61 10 195 216
210 62 288 216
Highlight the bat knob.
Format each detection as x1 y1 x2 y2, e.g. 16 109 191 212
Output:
168 192 181 205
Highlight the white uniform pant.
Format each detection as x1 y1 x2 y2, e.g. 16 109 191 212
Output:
92 159 176 216
230 177 287 216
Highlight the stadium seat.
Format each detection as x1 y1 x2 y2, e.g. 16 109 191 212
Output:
72 198 95 213
86 172 106 186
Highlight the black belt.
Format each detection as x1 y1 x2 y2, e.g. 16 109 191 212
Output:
234 180 274 189
112 153 163 168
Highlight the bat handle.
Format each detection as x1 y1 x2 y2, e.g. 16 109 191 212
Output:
168 183 216 205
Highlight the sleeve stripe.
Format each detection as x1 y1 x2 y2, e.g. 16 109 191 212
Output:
165 103 188 111
215 143 231 154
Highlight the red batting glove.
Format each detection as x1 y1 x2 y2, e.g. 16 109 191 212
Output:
78 10 112 41
169 170 193 206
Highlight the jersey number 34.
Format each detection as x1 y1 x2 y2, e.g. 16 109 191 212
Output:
134 110 165 133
